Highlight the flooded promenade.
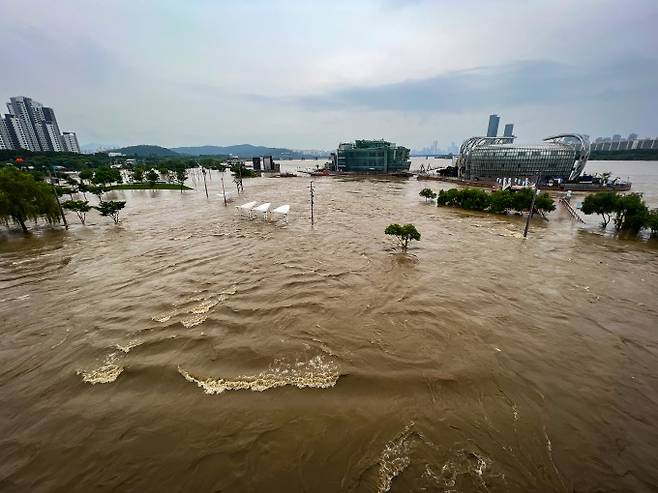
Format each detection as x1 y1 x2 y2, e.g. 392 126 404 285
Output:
1 160 657 492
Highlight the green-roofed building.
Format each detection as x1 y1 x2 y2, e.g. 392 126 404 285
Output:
333 139 410 173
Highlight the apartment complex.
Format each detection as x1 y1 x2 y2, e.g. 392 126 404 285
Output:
590 133 658 151
1 96 80 153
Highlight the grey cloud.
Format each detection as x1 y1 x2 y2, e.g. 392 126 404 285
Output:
286 58 658 113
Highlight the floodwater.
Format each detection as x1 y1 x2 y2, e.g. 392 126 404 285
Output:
1 160 657 492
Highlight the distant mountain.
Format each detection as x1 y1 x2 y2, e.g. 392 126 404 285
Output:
110 145 179 157
171 144 327 159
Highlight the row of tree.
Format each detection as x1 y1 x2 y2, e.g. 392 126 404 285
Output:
580 191 658 233
421 187 556 215
0 167 126 233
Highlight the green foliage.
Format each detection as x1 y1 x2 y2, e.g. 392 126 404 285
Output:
436 187 555 215
106 183 191 190
132 166 144 182
175 166 188 192
89 185 106 199
589 148 658 161
230 163 258 178
79 168 94 182
385 223 421 251
0 166 62 232
488 189 514 214
0 149 111 172
95 200 126 224
613 193 648 232
145 169 159 187
92 167 122 185
199 158 227 170
419 188 437 202
581 191 618 228
62 200 91 224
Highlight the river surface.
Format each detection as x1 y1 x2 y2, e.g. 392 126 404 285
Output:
1 160 657 492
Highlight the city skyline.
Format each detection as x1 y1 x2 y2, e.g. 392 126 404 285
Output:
1 0 657 149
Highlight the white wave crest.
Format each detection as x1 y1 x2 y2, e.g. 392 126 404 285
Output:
77 353 123 384
115 340 143 353
181 313 207 328
377 422 416 493
178 355 340 395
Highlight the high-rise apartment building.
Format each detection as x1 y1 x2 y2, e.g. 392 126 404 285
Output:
1 96 80 153
61 132 80 153
486 114 500 137
503 123 514 137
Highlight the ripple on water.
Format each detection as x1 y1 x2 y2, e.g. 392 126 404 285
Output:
77 352 123 384
178 355 340 395
151 286 237 326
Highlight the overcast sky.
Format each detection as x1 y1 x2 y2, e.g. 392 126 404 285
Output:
1 0 657 150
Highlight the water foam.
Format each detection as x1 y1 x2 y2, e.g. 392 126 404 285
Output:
181 313 207 328
178 355 340 395
115 340 142 353
77 352 123 384
377 422 416 493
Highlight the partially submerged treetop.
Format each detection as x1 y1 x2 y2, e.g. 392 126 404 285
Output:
385 223 421 252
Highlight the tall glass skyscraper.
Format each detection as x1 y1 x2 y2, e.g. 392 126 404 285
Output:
486 114 500 137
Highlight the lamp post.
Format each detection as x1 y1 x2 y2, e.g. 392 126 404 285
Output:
523 170 541 238
310 181 315 226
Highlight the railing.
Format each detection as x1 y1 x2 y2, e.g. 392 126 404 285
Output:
559 196 585 223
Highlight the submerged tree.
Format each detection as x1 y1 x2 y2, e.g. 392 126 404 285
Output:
419 188 437 202
0 167 61 233
613 193 649 232
580 191 618 228
62 200 92 225
95 200 126 224
385 223 421 252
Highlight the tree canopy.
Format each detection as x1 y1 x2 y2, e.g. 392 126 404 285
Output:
0 167 62 232
436 187 555 215
95 200 126 224
385 223 421 251
62 200 91 225
581 191 618 228
419 188 437 202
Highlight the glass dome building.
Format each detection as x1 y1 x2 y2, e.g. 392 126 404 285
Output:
456 134 590 183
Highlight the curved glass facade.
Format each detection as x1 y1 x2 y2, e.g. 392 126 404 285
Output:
457 134 590 182
467 144 575 181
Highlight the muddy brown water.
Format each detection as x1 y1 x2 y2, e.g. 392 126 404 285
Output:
1 161 657 492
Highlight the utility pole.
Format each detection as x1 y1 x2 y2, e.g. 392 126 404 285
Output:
523 170 541 238
220 176 227 206
201 167 209 198
49 166 68 229
310 181 315 226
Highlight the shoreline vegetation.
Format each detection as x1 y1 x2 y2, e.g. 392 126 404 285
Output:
107 183 192 190
590 149 658 161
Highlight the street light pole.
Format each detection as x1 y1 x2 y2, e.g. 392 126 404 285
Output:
310 181 315 226
523 170 541 238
